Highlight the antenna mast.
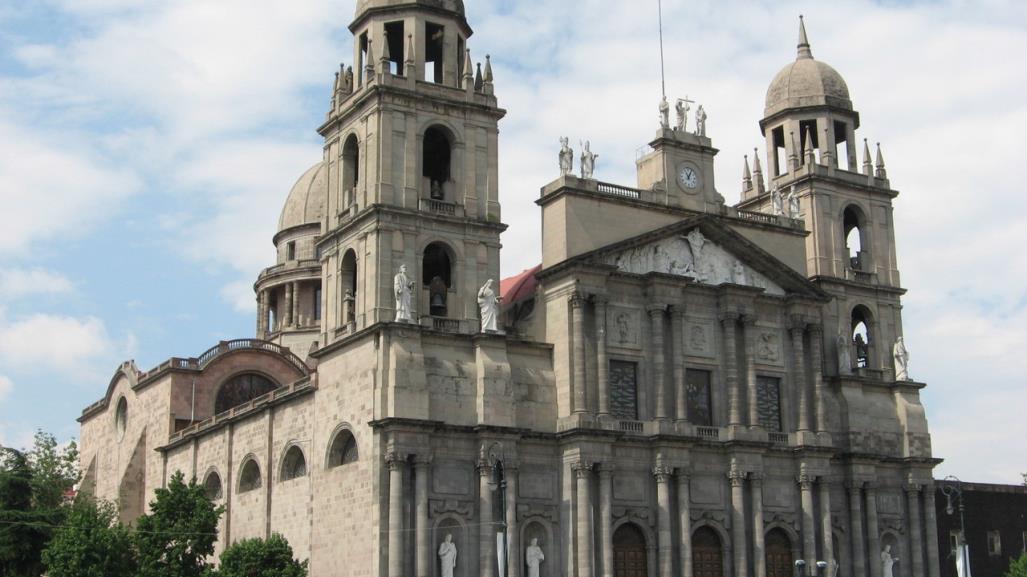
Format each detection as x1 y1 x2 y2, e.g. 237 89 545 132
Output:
658 0 666 98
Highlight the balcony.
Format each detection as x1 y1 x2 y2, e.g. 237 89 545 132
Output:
420 198 462 217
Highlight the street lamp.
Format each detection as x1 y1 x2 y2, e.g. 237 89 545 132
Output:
941 475 969 575
486 442 508 577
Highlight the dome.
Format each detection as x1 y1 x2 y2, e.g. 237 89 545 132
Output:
764 17 852 117
354 0 465 19
278 161 326 234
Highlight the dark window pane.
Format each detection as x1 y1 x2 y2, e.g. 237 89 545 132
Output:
686 369 712 425
756 375 782 432
609 360 638 420
215 373 278 415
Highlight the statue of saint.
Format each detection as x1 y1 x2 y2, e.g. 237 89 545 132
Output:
525 537 545 577
477 279 501 332
837 332 852 375
343 65 354 93
786 186 801 218
695 104 708 137
771 187 783 215
893 337 910 381
438 534 457 577
394 264 414 322
659 95 670 129
580 140 598 180
881 545 898 577
559 137 573 176
732 261 747 285
676 97 691 131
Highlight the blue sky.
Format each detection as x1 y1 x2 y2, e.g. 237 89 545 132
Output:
1 0 1025 483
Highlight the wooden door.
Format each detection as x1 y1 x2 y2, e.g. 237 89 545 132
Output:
613 524 648 577
766 529 794 577
692 527 724 577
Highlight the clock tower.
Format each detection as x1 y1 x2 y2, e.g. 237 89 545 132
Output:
636 126 724 212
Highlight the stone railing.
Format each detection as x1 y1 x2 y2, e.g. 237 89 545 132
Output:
696 426 720 440
768 432 789 445
736 209 780 226
619 420 644 433
420 198 458 216
845 268 876 284
431 318 460 333
595 181 642 199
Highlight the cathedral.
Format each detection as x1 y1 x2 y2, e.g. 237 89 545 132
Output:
77 2 942 577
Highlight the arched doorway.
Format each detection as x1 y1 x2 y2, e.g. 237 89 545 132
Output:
766 528 794 577
613 523 648 577
692 526 724 577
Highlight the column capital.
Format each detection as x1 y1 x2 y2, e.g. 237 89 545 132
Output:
653 466 674 483
385 452 407 470
413 454 433 469
904 483 923 494
675 468 691 483
647 303 668 316
807 323 824 337
668 303 687 316
594 294 610 308
728 469 747 487
569 291 586 309
797 474 814 489
573 461 593 478
864 481 878 493
740 313 758 327
749 472 765 485
596 462 615 477
719 311 740 325
844 480 865 491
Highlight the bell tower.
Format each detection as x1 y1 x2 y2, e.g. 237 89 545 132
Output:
737 17 906 379
315 0 506 344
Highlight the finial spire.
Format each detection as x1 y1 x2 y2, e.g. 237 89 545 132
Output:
862 138 873 175
405 34 414 65
752 148 765 194
875 142 887 179
474 62 483 92
797 15 813 60
483 55 494 95
803 126 816 166
743 155 753 192
462 48 474 91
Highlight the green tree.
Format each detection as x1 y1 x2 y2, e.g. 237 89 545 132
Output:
0 448 48 577
26 430 79 510
41 497 136 577
1007 553 1027 577
135 471 223 577
213 533 308 577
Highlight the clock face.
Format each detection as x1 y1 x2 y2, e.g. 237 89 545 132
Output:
678 165 700 191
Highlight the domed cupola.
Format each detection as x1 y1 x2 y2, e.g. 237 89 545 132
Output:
764 16 852 118
277 161 327 237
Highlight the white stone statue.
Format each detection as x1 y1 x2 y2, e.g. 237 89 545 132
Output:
439 534 457 577
686 229 706 271
559 136 573 176
786 185 801 218
893 337 910 381
771 187 783 215
881 545 898 577
659 95 670 129
732 260 746 285
676 97 691 131
580 140 598 180
837 332 852 375
477 279 501 332
695 104 708 137
394 264 414 323
525 537 545 577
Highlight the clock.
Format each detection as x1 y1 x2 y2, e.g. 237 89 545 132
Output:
677 165 700 191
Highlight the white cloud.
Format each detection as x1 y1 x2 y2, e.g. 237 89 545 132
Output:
0 312 130 380
0 375 11 402
0 268 74 300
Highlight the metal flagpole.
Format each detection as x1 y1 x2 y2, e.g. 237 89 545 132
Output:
658 0 666 98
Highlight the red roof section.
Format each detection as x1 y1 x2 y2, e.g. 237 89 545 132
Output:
500 264 541 305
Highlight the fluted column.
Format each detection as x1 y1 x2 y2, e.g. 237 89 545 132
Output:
923 483 941 577
386 453 406 577
678 472 693 577
292 281 300 327
820 478 835 576
729 469 748 577
722 313 742 426
790 325 810 432
751 473 767 577
575 462 594 577
507 467 521 577
596 298 610 417
866 484 882 577
906 484 925 577
258 290 269 337
799 472 817 574
598 464 615 577
810 324 826 432
672 306 688 422
479 460 496 577
284 283 294 328
848 482 867 577
743 315 760 428
654 465 674 576
414 456 431 577
571 294 588 415
649 304 669 420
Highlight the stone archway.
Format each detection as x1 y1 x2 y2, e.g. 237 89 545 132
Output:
692 526 724 577
613 522 648 577
766 528 794 577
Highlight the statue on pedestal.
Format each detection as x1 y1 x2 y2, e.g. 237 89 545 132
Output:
676 97 691 132
438 534 457 577
525 537 545 577
786 186 801 218
394 264 414 323
771 187 783 216
659 95 670 129
559 137 573 176
881 545 899 577
837 332 852 375
695 104 708 137
893 336 910 381
580 140 598 180
477 279 501 332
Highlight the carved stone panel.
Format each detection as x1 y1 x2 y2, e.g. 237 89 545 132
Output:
519 469 556 501
608 306 641 349
756 331 783 365
877 491 902 514
432 460 472 496
691 476 724 505
687 322 716 358
613 471 648 503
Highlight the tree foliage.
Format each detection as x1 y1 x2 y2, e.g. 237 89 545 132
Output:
213 533 308 577
42 497 136 577
0 448 50 577
135 471 223 577
1007 553 1027 577
26 430 79 510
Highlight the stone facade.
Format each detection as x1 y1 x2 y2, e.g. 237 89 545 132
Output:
78 5 941 577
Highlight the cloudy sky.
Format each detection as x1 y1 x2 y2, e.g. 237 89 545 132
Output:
0 0 1024 483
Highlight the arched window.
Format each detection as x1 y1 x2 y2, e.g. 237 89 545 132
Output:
423 126 452 200
851 305 873 369
342 249 358 325
215 373 278 415
114 397 128 439
843 205 867 270
280 445 307 481
327 429 359 468
238 459 261 493
203 471 223 500
423 242 454 317
342 135 359 208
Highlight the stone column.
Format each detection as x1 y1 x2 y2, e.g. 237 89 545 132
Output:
865 484 882 577
575 462 594 577
479 460 496 577
790 325 809 432
810 324 826 432
507 467 521 577
677 471 693 577
722 314 742 426
284 283 294 328
414 456 431 577
596 298 610 417
848 482 867 577
729 469 748 577
292 281 301 327
571 294 588 415
598 464 614 577
906 484 925 577
743 315 760 428
799 473 817 575
923 483 941 577
386 453 406 577
654 465 674 576
819 478 835 576
672 306 688 422
751 473 766 577
649 304 669 420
